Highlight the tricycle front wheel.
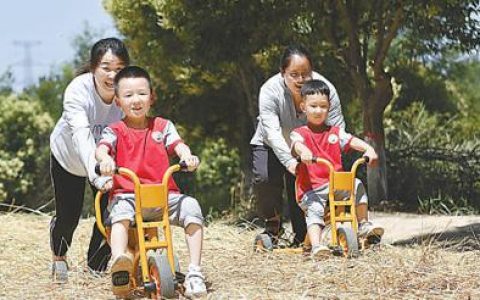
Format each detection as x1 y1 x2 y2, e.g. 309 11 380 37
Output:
146 252 177 299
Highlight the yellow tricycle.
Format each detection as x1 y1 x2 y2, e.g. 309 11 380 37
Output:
95 162 188 299
255 157 372 257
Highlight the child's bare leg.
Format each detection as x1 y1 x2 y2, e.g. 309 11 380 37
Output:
308 224 322 248
356 203 368 223
111 220 130 258
183 223 207 297
185 223 203 266
309 223 330 258
110 219 133 296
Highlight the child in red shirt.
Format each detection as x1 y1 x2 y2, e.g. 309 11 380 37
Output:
96 66 207 298
290 79 384 258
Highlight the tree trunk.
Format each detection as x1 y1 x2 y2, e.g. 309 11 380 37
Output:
364 108 388 205
236 62 262 185
363 74 393 205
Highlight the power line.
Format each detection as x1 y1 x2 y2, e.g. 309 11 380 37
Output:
13 40 41 88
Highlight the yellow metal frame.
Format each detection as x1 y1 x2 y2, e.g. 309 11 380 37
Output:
94 164 181 288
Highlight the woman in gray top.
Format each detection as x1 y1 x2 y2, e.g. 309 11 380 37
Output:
49 38 129 283
250 45 345 245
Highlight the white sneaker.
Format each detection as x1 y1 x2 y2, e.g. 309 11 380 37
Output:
52 260 68 284
184 264 207 298
311 244 330 259
358 221 384 239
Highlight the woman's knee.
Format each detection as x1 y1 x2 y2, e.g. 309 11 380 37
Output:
52 216 80 233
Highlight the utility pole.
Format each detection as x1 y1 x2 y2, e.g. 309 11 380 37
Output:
13 40 41 88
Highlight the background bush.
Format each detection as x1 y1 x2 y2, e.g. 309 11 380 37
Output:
0 94 54 209
385 102 479 212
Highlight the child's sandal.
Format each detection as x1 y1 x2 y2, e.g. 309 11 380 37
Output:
111 253 133 297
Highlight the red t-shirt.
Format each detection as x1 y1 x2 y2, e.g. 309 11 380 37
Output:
291 126 352 201
98 117 182 195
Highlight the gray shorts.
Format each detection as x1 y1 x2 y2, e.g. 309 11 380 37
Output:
299 178 367 228
109 193 203 228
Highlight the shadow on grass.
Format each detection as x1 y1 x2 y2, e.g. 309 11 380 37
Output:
392 223 480 251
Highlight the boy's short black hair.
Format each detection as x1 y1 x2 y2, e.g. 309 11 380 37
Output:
300 79 330 100
114 65 152 95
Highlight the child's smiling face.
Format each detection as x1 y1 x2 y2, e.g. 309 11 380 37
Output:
302 93 330 128
115 77 153 124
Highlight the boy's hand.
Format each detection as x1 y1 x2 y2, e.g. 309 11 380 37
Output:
300 151 315 165
182 155 200 171
364 147 378 167
99 156 116 176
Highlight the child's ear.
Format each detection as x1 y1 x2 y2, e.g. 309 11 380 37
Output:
300 101 306 112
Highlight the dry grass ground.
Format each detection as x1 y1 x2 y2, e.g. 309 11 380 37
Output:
0 212 479 299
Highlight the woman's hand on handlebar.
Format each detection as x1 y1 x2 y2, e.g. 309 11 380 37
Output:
100 179 113 192
92 175 113 192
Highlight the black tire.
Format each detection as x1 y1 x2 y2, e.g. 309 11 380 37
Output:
254 233 274 251
337 227 359 258
147 251 176 299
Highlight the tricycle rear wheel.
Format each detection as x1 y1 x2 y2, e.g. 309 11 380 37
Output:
337 227 359 258
254 233 274 251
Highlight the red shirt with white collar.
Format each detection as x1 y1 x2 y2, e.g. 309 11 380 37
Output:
98 117 183 195
290 125 353 202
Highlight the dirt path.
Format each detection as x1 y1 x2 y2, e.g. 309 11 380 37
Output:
373 212 479 243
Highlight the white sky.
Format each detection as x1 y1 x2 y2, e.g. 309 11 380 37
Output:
0 0 117 91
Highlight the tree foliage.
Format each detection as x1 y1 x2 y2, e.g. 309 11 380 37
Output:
0 25 103 211
385 102 479 211
0 94 54 207
105 0 479 206
0 70 14 96
23 65 75 121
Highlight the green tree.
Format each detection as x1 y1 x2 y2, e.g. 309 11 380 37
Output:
0 69 14 96
105 0 479 205
71 24 104 70
23 25 100 121
0 94 54 207
105 0 303 169
446 58 480 135
299 1 479 204
23 65 75 121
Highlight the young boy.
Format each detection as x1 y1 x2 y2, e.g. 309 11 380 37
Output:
95 66 207 297
290 79 384 258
